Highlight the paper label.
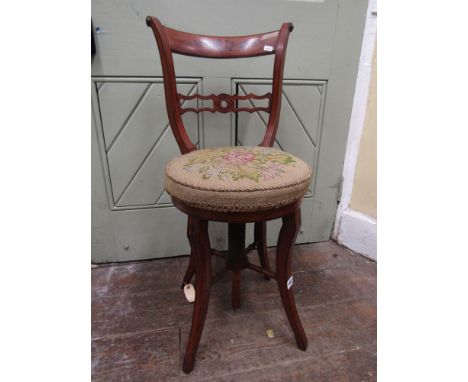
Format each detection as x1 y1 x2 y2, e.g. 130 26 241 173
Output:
263 45 274 52
287 276 293 290
183 283 195 303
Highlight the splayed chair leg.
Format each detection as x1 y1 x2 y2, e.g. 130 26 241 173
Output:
276 209 308 351
182 216 212 374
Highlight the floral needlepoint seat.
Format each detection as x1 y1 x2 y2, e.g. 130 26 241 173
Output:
165 146 312 212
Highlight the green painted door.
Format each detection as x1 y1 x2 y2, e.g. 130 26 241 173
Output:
92 0 369 262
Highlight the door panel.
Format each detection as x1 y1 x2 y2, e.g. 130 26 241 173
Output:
98 82 149 149
91 0 369 262
95 78 201 209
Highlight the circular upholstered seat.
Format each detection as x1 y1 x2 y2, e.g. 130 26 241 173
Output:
165 146 312 212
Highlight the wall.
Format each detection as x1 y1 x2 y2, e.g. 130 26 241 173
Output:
333 0 377 260
350 49 377 219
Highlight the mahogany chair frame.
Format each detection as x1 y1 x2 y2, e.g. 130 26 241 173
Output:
146 17 307 373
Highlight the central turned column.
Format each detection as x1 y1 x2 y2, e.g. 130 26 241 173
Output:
227 223 247 310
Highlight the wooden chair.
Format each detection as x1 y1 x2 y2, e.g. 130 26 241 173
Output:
146 17 310 373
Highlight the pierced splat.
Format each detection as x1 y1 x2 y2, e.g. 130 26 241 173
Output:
177 92 272 114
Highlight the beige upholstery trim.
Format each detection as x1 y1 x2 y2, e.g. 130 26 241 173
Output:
166 175 311 212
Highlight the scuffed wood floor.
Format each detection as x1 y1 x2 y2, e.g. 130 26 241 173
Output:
92 241 376 381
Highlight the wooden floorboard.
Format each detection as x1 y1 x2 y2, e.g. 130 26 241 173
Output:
92 241 376 381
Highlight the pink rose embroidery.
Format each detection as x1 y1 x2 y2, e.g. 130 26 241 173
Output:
223 151 255 165
183 147 296 182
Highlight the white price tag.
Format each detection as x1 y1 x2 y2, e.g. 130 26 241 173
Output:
183 283 195 303
263 45 274 52
287 276 293 290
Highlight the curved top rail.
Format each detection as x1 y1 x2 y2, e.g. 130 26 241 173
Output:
146 17 293 59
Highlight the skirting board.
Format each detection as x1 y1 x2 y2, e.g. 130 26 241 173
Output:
337 209 377 260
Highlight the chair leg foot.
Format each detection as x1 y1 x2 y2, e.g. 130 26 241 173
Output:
182 217 212 373
254 221 272 280
276 209 308 351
